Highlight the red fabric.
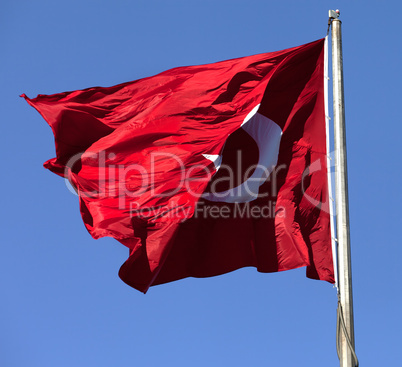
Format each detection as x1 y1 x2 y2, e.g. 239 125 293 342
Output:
23 38 334 293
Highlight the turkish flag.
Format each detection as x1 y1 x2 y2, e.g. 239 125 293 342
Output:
23 38 334 293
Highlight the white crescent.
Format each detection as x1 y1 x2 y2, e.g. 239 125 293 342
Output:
203 104 283 203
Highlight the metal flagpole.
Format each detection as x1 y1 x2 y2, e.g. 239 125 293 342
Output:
329 9 358 367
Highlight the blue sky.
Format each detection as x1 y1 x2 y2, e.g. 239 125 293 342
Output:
1 1 401 366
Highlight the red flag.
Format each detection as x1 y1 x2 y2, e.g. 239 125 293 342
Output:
23 38 334 293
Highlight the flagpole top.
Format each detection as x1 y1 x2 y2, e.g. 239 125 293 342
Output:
327 9 341 34
329 9 340 19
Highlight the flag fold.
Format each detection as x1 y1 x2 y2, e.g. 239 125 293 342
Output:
23 38 334 293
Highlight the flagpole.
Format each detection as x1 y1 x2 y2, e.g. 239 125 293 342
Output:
329 10 358 367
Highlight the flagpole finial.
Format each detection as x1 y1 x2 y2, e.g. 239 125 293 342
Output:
328 10 340 34
329 9 340 19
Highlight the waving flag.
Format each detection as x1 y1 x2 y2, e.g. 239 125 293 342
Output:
23 38 334 293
